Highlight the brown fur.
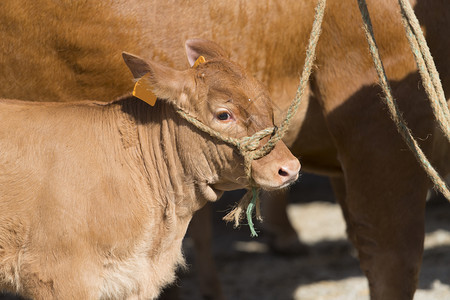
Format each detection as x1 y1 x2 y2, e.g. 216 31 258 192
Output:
0 0 449 299
0 40 299 299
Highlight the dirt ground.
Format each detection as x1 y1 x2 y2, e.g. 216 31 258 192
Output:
174 173 450 300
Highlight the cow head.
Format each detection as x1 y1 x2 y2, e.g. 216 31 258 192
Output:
122 39 300 196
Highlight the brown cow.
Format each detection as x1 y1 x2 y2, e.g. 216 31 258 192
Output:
0 0 449 299
0 39 300 299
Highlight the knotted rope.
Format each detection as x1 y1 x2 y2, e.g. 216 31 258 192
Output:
176 0 326 236
357 0 450 200
176 109 276 179
175 108 274 237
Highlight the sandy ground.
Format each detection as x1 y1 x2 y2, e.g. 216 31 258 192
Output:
174 174 450 300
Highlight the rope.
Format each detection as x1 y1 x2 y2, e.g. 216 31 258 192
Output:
176 107 275 180
257 0 326 156
397 0 450 142
178 0 449 235
357 0 450 200
177 107 272 236
176 0 326 236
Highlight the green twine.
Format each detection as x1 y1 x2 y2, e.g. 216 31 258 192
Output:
246 187 259 237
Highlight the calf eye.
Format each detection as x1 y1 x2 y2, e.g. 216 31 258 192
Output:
216 111 232 121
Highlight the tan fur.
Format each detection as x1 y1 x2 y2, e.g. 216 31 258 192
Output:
0 0 449 299
0 41 299 299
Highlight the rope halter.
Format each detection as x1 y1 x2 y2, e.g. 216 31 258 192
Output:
176 107 277 237
132 0 326 237
175 107 277 183
173 102 282 236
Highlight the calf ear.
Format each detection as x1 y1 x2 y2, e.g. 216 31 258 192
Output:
185 39 229 67
122 52 193 106
122 52 151 79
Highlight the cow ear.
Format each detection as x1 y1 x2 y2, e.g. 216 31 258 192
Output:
185 38 229 67
122 52 152 79
122 52 193 106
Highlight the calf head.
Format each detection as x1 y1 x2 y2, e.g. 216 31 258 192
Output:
122 39 300 195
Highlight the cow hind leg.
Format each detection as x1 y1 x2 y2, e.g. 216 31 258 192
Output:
349 188 426 299
321 70 437 299
335 153 428 299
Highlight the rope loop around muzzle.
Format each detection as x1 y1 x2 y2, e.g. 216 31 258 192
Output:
176 107 276 237
175 0 326 237
176 107 276 183
237 127 276 153
236 127 277 180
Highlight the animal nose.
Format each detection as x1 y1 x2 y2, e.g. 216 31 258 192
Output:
250 141 300 190
277 159 300 184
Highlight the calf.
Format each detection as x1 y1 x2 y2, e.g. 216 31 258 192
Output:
0 40 299 299
1 1 449 299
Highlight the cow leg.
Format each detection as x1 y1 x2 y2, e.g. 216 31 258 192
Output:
329 176 346 214
260 190 309 255
188 203 224 300
341 167 427 300
327 129 429 300
326 118 428 299
316 65 438 299
329 176 354 241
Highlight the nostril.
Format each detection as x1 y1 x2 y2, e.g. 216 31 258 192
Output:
278 168 289 177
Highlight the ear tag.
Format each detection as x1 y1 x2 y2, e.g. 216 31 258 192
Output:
192 55 206 68
132 73 157 106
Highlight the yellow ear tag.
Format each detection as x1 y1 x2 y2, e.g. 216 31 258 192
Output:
132 73 157 106
192 55 206 68
132 56 205 106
